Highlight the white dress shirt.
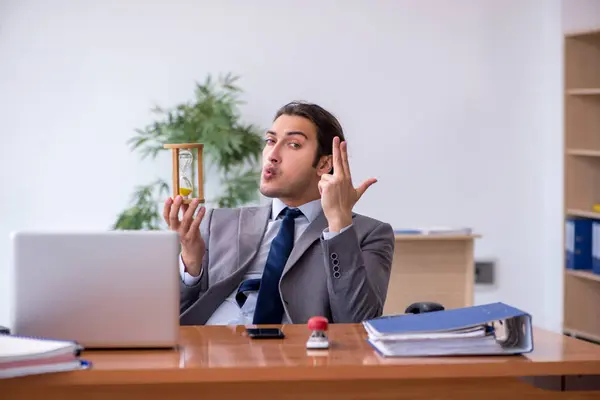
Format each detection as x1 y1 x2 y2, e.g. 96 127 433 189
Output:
179 198 351 325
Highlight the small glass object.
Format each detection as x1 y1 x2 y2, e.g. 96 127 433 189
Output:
163 143 204 204
178 149 193 198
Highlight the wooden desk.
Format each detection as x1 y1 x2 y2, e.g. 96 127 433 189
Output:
3 324 600 399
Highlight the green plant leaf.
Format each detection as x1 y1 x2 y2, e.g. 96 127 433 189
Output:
114 73 264 229
215 166 261 208
113 178 170 230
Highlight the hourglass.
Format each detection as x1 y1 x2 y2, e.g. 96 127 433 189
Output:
163 143 204 204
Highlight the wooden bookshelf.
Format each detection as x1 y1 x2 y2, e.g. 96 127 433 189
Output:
564 28 600 343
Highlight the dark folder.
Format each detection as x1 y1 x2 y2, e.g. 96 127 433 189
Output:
363 302 533 357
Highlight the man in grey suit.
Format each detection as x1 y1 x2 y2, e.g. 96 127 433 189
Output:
164 101 395 325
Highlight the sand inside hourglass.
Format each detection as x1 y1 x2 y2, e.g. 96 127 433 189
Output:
179 187 192 197
178 149 194 198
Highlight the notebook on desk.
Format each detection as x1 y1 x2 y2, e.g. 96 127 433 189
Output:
0 334 90 379
363 302 533 357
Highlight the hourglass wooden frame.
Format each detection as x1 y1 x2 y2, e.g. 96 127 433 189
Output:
163 143 204 204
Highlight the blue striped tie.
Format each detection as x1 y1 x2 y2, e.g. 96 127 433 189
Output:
252 207 302 324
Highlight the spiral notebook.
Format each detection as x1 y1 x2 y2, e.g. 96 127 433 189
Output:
363 302 533 357
0 334 90 379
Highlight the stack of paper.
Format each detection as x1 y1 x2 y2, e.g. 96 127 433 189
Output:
394 227 473 235
0 334 89 379
363 302 533 357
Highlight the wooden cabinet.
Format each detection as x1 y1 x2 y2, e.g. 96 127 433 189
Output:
383 234 479 315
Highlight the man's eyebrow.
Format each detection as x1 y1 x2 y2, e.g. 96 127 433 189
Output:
287 131 308 139
265 130 308 139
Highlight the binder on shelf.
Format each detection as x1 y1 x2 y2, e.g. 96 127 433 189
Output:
565 217 594 270
363 302 533 357
593 220 600 275
0 334 90 379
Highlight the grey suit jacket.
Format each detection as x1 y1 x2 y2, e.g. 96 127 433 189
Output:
179 203 395 325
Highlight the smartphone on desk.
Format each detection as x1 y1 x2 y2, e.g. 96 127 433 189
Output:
246 328 285 339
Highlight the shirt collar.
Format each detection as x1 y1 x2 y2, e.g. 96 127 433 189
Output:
271 197 322 223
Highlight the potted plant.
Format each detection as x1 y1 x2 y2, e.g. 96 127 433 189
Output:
113 73 264 230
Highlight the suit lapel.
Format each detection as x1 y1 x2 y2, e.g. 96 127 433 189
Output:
282 210 328 277
237 204 271 273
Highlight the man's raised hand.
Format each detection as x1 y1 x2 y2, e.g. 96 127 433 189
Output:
163 196 205 277
318 136 377 232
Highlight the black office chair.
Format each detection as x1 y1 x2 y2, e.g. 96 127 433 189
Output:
404 301 445 314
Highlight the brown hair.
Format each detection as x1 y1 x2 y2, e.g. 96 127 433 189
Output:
274 101 345 173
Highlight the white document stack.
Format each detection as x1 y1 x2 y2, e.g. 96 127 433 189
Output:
0 334 89 379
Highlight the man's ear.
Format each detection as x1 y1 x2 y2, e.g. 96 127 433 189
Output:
316 155 332 176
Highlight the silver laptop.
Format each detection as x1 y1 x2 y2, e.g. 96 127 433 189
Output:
9 230 180 349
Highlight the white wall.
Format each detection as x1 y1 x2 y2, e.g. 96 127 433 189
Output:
562 0 600 33
0 0 564 331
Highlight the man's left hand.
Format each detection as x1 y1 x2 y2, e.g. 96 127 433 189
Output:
319 136 377 232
